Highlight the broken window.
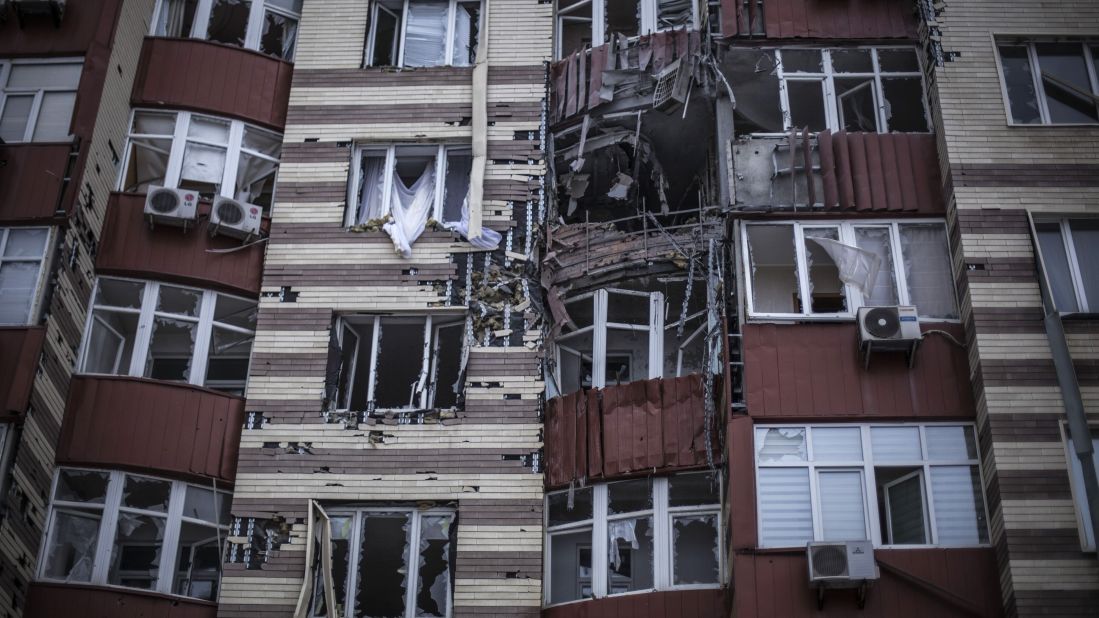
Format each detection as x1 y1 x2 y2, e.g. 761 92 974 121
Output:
79 277 257 394
555 277 711 396
0 59 82 143
545 471 721 606
553 0 697 59
756 424 989 548
152 0 302 60
0 227 51 325
121 110 283 214
996 40 1099 125
1063 428 1099 551
1035 217 1099 313
365 0 482 67
40 468 230 599
743 221 957 319
313 507 455 618
329 314 465 412
730 47 929 134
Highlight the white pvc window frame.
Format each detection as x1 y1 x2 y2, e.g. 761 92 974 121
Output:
553 0 699 59
37 467 231 600
992 39 1099 127
741 219 957 321
1034 216 1098 313
118 109 281 202
76 276 257 390
754 423 991 550
364 0 483 67
771 46 929 134
0 58 83 143
0 226 53 325
1060 422 1099 552
345 144 471 227
150 0 303 61
319 506 456 618
333 313 466 412
543 472 723 607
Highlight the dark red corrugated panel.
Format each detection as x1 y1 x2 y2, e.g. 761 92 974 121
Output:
25 582 216 618
761 0 916 39
0 327 45 417
585 389 603 480
588 46 607 109
565 52 579 117
0 145 72 223
818 131 944 214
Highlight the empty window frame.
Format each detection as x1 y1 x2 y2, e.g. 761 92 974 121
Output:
0 59 82 143
755 424 989 548
331 314 465 412
554 284 709 396
555 0 697 59
311 507 456 618
1034 217 1099 313
0 227 52 325
995 40 1099 125
365 0 482 67
120 110 282 212
742 220 957 320
772 47 928 133
1062 426 1099 551
347 144 472 227
151 0 303 60
78 277 257 395
545 471 722 606
39 467 230 600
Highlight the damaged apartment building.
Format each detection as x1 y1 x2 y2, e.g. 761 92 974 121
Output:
1 0 1098 617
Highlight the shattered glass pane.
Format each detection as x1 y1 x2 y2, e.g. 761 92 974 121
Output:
672 514 719 584
746 225 800 313
835 78 878 132
357 512 411 617
556 329 592 393
206 326 253 394
415 514 453 617
854 227 899 306
998 45 1042 124
786 80 827 132
830 49 874 73
95 278 144 309
182 486 232 524
877 48 920 72
605 0 639 37
899 223 957 319
882 77 929 132
563 295 594 331
607 290 650 326
312 516 353 617
173 521 223 600
779 49 822 73
82 310 138 375
559 13 592 58
374 318 427 409
145 316 198 382
605 330 646 385
656 0 692 30
123 137 172 192
431 324 463 409
722 48 782 134
669 471 720 507
548 528 592 603
260 10 298 60
803 227 847 314
606 516 653 594
755 427 807 463
608 478 652 515
154 0 198 37
122 475 171 512
43 508 101 582
108 513 166 590
55 469 110 503
206 0 251 48
1035 43 1099 123
214 294 258 330
157 285 202 317
548 487 594 526
442 149 472 223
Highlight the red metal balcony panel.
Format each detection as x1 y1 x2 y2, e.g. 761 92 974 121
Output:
742 323 974 420
57 376 244 483
818 131 945 214
721 0 916 39
545 374 718 489
0 1 123 57
0 144 72 223
132 37 293 131
543 588 725 618
0 327 45 418
732 549 1002 617
96 192 265 297
25 582 215 618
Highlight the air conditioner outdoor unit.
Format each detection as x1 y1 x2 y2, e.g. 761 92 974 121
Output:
11 0 65 25
144 186 198 230
210 196 262 241
857 305 922 369
807 541 878 609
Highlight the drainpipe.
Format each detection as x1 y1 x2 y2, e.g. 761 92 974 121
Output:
1026 212 1099 557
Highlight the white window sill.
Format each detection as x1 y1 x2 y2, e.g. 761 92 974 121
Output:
543 584 722 608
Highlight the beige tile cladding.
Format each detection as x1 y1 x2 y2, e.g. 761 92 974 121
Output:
932 0 1099 614
218 0 551 615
